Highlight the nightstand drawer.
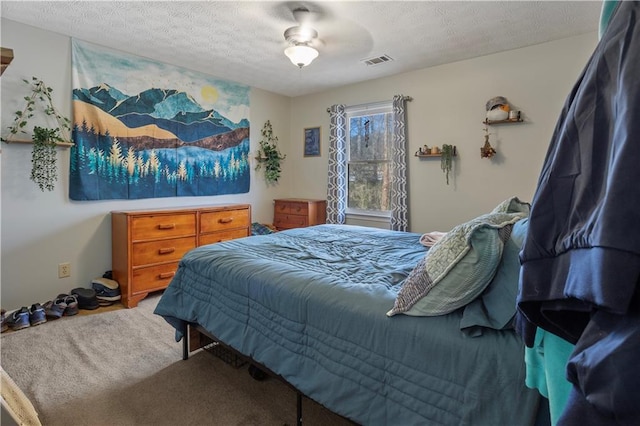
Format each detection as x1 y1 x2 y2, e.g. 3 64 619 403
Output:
200 208 250 233
132 236 196 266
275 202 309 216
274 213 308 229
131 213 196 241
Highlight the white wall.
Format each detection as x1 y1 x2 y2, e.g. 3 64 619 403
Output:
1 19 292 310
1 17 598 311
289 32 598 233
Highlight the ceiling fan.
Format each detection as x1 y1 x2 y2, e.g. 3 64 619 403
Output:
283 7 322 68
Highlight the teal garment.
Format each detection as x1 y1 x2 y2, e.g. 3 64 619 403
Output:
599 0 619 39
525 328 575 426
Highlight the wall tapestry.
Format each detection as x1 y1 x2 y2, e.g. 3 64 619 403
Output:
70 39 250 200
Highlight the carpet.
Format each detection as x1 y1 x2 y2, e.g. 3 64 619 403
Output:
0 295 351 426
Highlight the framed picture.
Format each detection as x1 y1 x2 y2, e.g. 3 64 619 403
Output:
303 126 321 157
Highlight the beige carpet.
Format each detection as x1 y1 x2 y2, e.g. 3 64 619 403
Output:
0 295 352 426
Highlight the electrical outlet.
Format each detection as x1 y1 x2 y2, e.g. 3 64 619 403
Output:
58 262 71 278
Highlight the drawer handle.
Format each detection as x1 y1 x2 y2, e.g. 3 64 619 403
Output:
158 223 176 230
218 218 233 224
159 272 175 279
158 247 175 255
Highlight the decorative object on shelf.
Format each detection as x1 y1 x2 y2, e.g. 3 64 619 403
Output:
480 126 497 159
441 144 455 185
484 96 524 125
255 120 286 184
486 96 510 121
415 145 457 159
416 145 430 156
2 77 72 191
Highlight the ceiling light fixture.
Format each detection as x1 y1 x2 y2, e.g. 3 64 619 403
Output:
284 44 319 68
283 10 319 68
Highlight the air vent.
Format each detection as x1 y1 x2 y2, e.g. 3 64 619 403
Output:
361 54 394 66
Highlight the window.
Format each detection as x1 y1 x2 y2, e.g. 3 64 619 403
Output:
346 101 393 217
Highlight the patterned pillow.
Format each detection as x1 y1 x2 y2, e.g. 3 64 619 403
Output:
387 197 530 317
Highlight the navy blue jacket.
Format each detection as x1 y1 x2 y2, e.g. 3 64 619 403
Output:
517 1 640 424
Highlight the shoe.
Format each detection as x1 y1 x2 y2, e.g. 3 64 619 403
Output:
70 288 99 310
1 309 8 333
43 297 67 319
56 294 79 316
92 278 121 299
7 307 30 331
29 303 47 326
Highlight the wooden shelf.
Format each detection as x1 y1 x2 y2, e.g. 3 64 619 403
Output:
483 118 523 125
3 139 74 148
415 146 457 158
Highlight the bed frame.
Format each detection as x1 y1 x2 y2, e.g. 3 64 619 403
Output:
181 322 355 426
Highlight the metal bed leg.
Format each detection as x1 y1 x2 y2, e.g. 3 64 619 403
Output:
182 321 189 360
297 391 302 426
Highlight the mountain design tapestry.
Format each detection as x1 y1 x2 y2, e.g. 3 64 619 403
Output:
70 39 250 200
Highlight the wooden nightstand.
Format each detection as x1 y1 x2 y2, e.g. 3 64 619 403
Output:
273 198 327 231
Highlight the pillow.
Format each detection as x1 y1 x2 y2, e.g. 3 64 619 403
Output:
460 218 529 336
387 197 530 317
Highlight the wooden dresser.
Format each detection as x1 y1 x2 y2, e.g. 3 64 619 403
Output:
273 198 327 231
112 204 251 307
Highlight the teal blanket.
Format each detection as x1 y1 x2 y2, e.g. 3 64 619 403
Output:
155 224 539 425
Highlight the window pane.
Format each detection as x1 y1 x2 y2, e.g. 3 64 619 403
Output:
347 162 390 211
349 113 392 161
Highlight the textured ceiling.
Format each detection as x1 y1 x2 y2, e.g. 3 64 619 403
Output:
1 1 602 97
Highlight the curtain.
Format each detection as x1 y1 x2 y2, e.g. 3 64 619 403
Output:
390 95 410 231
326 104 347 224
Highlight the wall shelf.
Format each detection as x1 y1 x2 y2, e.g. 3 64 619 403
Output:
3 139 74 148
483 118 523 125
415 146 457 158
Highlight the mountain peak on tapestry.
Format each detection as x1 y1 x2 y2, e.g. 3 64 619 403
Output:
70 39 250 200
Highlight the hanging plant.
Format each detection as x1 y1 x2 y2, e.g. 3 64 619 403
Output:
2 77 71 191
440 144 455 185
255 120 286 184
30 126 59 191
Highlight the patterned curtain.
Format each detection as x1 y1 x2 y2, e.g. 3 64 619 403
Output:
390 95 411 231
326 104 347 224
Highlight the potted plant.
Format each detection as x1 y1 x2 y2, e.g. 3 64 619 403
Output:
255 120 286 184
440 144 455 185
2 77 71 191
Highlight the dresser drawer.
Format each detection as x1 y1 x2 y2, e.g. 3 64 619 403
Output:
131 262 180 294
274 213 308 229
275 201 309 216
132 236 196 266
200 208 250 233
200 228 249 246
131 213 196 241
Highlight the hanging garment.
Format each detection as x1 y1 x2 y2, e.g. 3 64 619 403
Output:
516 1 640 424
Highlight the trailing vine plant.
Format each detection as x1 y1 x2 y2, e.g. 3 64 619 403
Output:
30 127 59 191
440 144 455 185
2 77 71 191
255 120 286 184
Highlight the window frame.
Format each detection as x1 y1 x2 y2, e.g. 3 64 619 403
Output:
345 100 393 219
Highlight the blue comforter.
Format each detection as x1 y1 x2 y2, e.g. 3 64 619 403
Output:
155 224 539 425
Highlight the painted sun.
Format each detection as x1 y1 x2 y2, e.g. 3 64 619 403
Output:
201 85 219 104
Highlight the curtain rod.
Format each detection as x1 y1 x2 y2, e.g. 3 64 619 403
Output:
326 96 412 113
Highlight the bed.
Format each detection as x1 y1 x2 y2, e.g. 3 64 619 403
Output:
154 210 542 425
